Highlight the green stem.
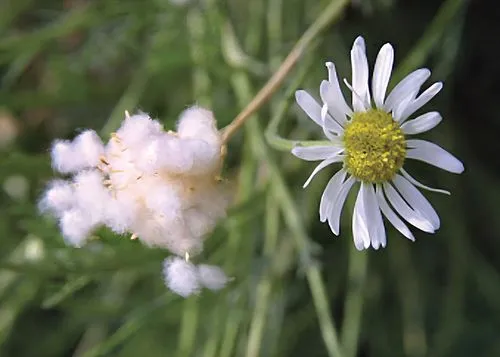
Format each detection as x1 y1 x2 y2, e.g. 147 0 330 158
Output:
340 245 368 357
230 72 343 357
221 0 350 143
264 54 317 152
390 239 427 357
245 192 280 357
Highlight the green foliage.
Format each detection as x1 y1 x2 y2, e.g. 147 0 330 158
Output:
0 0 497 356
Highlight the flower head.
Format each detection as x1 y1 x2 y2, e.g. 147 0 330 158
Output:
40 107 231 296
292 36 464 250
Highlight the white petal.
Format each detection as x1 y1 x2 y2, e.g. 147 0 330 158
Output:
295 90 323 127
327 176 356 235
320 101 344 135
319 108 345 143
319 169 347 222
406 139 464 173
393 90 418 122
372 43 394 109
325 62 353 116
375 185 415 241
399 82 443 122
350 36 371 111
352 185 370 250
383 182 435 233
320 105 340 141
400 168 450 195
366 183 386 249
392 175 440 230
401 112 442 134
320 80 347 126
303 156 343 188
292 145 342 161
384 69 431 112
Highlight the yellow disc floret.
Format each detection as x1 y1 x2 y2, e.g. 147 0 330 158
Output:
343 109 406 183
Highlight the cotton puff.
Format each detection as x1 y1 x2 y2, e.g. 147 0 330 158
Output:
177 106 220 144
117 114 163 149
39 180 74 215
103 192 138 234
163 257 201 297
181 139 220 176
60 209 94 246
134 213 204 256
143 182 182 219
197 264 230 291
72 170 109 223
51 140 82 174
43 108 231 295
176 107 222 175
50 131 104 174
73 130 105 168
184 207 218 238
138 135 193 174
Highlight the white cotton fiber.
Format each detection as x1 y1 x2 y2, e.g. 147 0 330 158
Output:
140 135 194 174
44 108 231 295
197 264 230 291
176 106 222 176
143 183 182 219
104 193 138 234
177 106 220 144
163 257 201 297
39 180 74 215
117 114 163 148
179 139 220 175
60 209 93 247
184 207 217 238
73 130 104 168
51 140 83 174
190 183 229 221
166 235 204 258
51 131 104 173
72 170 109 223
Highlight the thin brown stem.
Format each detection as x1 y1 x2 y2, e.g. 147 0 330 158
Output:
221 0 349 144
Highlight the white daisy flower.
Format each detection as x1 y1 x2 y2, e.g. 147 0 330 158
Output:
292 36 464 250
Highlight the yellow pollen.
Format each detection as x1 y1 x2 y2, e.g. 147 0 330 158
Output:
343 109 406 183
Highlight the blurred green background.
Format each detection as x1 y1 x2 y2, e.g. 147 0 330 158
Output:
1 0 498 356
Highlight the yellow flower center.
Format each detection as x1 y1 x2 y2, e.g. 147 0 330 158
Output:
343 109 406 183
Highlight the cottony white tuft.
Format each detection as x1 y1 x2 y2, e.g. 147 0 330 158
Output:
163 257 201 297
41 107 231 296
161 258 230 296
197 264 230 291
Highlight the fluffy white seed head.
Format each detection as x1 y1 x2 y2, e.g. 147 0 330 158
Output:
39 180 75 215
163 257 201 297
177 106 220 144
51 140 82 174
197 264 230 291
103 192 138 234
50 131 104 174
60 209 94 246
73 130 104 168
143 182 182 219
72 170 109 224
184 207 218 238
44 107 231 279
117 113 163 149
138 135 195 174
